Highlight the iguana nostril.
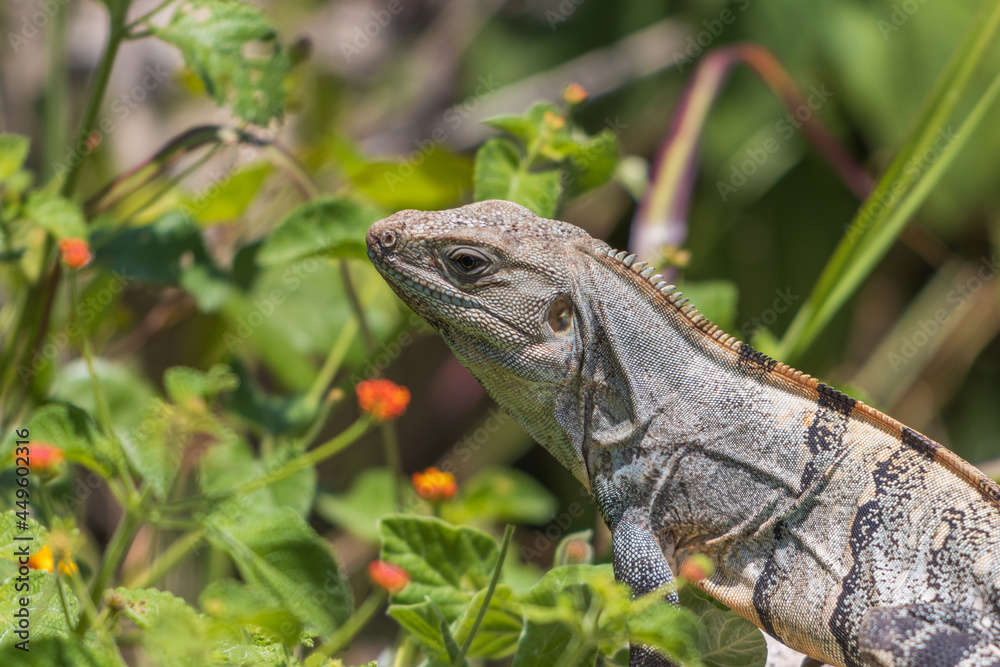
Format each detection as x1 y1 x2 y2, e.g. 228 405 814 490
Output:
380 230 397 249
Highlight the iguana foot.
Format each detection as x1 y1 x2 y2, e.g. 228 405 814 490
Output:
860 604 1000 667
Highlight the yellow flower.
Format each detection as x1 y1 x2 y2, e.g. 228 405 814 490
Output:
27 544 78 575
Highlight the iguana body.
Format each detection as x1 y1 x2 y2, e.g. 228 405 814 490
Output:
366 200 1000 667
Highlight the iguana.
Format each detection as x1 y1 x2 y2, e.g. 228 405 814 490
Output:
365 200 1000 667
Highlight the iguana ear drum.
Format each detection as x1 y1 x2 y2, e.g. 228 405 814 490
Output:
547 297 573 333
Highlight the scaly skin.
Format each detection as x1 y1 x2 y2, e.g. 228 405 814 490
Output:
366 200 1000 667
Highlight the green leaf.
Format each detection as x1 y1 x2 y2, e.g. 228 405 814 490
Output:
200 439 317 517
512 620 598 667
474 138 563 218
378 515 499 621
208 508 352 636
107 587 217 666
92 210 218 285
257 196 385 266
679 587 765 667
330 139 473 211
51 360 158 435
315 467 396 543
387 600 463 663
451 585 522 658
151 0 290 125
0 570 115 667
445 467 558 526
629 599 704 667
483 102 560 151
24 192 87 240
164 364 239 404
0 512 49 565
565 130 620 199
0 133 30 183
199 578 303 647
123 399 185 499
183 163 272 224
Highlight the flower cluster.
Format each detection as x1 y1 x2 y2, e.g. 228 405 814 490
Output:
12 442 64 473
368 560 410 593
355 379 410 421
58 238 92 269
411 467 458 503
27 545 78 575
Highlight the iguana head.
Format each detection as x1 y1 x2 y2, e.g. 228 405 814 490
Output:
366 200 603 487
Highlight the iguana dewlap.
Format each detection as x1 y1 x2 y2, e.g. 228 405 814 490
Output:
365 200 1000 667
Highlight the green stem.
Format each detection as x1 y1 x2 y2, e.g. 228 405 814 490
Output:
62 2 129 197
125 0 177 32
66 568 102 634
392 636 417 667
85 498 146 620
381 422 404 509
43 0 68 182
303 317 359 412
124 527 205 589
308 590 387 661
223 417 372 499
452 524 515 667
70 273 135 492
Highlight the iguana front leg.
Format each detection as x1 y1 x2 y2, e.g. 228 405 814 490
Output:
611 507 678 666
859 604 1000 667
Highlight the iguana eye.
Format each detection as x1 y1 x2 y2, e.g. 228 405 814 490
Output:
447 248 490 278
547 297 573 333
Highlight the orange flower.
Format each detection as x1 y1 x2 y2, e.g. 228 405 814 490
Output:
58 237 92 269
411 466 458 502
562 82 588 105
356 379 410 421
27 545 54 572
28 545 78 575
368 560 410 593
543 110 566 130
13 442 64 472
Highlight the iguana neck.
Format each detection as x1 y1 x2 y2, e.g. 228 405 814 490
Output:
560 244 767 486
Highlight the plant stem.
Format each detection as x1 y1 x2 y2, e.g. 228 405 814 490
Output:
308 590 387 662
452 524 515 667
43 0 68 182
63 2 129 198
70 273 136 493
303 316 359 412
223 417 372 499
392 636 418 667
124 527 205 589
85 495 146 619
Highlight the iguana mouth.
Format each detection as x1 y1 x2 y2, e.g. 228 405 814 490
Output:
367 248 479 309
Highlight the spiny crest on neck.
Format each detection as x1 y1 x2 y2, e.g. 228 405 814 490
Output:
594 244 826 391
